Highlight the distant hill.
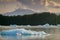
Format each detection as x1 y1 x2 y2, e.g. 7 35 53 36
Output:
0 12 60 25
2 9 34 16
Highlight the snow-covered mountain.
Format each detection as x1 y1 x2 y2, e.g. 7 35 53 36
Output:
2 9 34 16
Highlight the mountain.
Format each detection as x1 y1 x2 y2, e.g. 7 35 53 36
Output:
2 9 34 16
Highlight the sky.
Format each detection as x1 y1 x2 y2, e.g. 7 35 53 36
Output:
0 0 60 15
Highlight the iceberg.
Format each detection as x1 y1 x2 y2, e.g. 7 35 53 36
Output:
1 29 50 37
1 29 31 36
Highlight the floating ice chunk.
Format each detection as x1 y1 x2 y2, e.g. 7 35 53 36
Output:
1 28 50 38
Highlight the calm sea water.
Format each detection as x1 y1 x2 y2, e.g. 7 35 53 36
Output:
1 34 60 40
1 36 18 40
1 35 46 40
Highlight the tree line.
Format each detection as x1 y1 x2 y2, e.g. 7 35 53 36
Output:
0 12 60 26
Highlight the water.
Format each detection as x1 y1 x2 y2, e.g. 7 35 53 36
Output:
1 36 18 40
1 35 49 40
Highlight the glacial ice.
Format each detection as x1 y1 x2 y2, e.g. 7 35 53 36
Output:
1 29 49 37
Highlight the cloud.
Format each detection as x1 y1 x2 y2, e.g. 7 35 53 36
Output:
0 0 60 14
0 0 17 2
45 0 60 13
17 0 48 12
17 0 60 13
17 2 38 12
0 0 19 13
47 1 60 8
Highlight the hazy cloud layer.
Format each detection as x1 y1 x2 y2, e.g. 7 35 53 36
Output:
0 0 19 13
0 0 60 14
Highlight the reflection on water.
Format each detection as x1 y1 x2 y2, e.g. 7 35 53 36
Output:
1 34 60 40
1 35 49 40
1 36 18 40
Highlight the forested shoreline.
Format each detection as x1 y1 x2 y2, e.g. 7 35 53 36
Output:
0 12 60 26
